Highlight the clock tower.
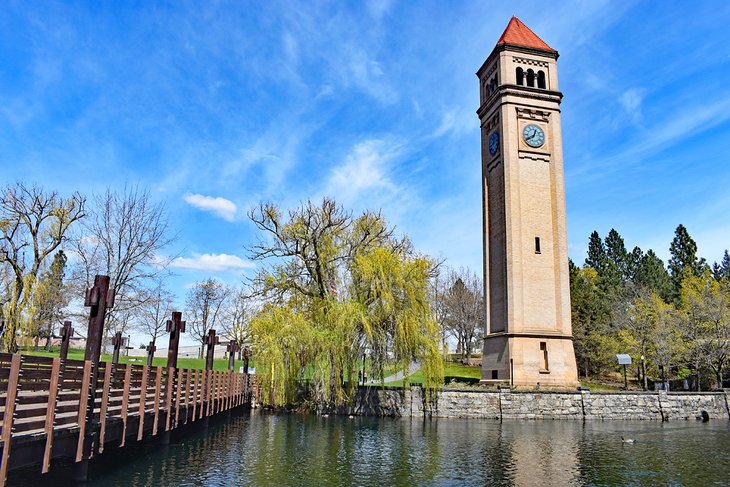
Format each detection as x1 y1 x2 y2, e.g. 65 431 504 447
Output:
477 17 578 387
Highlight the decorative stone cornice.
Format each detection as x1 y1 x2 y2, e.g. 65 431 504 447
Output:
516 107 551 122
512 56 549 68
519 152 550 163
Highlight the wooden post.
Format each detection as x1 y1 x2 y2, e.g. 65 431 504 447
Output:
146 342 157 367
191 370 199 422
119 364 132 447
174 368 183 429
204 329 219 371
166 312 185 369
164 367 174 432
184 369 192 425
111 332 123 365
59 321 73 361
226 340 239 372
203 330 218 424
74 275 114 482
152 366 162 436
0 354 22 485
97 361 113 454
42 357 62 473
75 360 93 462
161 312 185 445
137 364 148 441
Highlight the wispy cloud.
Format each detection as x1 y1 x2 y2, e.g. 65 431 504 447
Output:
431 107 474 138
620 88 645 125
171 253 255 272
324 138 404 206
183 193 237 221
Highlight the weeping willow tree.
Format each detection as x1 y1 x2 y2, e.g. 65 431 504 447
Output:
247 198 443 407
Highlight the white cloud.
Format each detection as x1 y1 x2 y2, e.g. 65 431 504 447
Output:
325 139 404 205
620 88 645 124
183 193 237 221
431 107 474 138
170 253 255 272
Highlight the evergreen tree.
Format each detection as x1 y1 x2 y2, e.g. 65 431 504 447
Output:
601 229 628 299
626 246 644 282
634 250 673 301
585 231 606 272
604 228 628 280
712 250 730 282
668 224 707 284
30 250 68 350
569 259 616 378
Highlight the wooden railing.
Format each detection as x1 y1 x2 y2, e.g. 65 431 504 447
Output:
0 353 252 484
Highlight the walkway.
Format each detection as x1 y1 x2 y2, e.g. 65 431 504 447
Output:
381 361 421 383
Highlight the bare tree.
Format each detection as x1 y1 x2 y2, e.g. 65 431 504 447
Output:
0 183 85 351
440 267 485 364
73 185 174 340
186 278 230 358
219 287 256 358
137 278 176 345
247 198 403 301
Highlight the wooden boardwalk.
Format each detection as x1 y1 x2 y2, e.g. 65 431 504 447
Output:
0 352 252 485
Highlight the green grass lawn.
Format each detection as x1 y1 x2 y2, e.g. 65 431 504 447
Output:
21 347 250 372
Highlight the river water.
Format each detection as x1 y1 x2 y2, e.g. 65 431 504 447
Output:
20 410 730 486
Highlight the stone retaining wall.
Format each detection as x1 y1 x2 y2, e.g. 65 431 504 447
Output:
350 387 730 421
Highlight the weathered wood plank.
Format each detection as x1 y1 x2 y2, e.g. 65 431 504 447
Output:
119 365 132 447
163 367 172 432
97 362 113 454
137 365 148 441
152 367 162 436
41 357 61 473
191 370 198 421
74 360 93 463
0 354 22 486
173 368 182 430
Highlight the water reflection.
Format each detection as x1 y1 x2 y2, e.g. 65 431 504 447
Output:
16 411 730 486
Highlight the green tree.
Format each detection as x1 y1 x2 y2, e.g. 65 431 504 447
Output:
634 250 673 300
712 250 730 282
0 184 84 352
668 224 707 293
569 260 616 378
618 291 682 387
584 231 606 272
604 228 628 281
626 246 644 282
30 250 68 350
247 199 442 406
677 271 730 390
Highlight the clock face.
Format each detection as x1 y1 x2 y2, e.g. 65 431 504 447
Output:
489 131 499 156
523 124 545 148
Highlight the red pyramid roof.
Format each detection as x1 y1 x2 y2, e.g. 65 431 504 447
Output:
496 17 556 53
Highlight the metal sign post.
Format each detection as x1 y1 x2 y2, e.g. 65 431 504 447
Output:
616 354 632 390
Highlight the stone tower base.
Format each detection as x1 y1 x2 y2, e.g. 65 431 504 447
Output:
481 334 579 388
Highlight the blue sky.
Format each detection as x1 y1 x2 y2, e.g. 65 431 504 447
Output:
2 1 730 343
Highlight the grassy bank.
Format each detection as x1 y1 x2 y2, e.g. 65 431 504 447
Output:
20 347 249 372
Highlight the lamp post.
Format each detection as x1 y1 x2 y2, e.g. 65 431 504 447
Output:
659 364 666 391
641 355 647 391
